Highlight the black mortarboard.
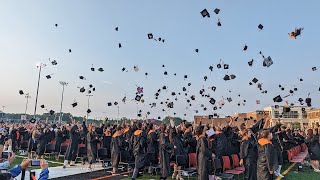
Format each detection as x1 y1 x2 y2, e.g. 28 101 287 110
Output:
252 78 258 83
115 27 118 31
19 90 24 95
162 64 165 67
248 59 253 66
217 19 221 26
211 86 216 91
224 64 229 69
204 76 208 81
167 102 174 108
298 98 304 102
273 95 282 102
209 98 216 105
98 68 104 72
258 24 264 30
195 49 199 53
158 37 162 41
55 24 58 27
209 66 213 71
191 95 196 100
46 75 51 79
200 9 210 18
72 102 78 107
289 90 294 94
51 60 58 65
174 73 177 76
137 113 141 117
88 90 92 94
93 87 95 91
217 64 222 69
306 98 312 107
135 95 141 101
214 8 220 14
213 106 217 110
203 107 207 111
41 105 45 108
243 45 248 51
30 118 36 123
87 109 91 114
312 67 317 71
183 87 186 91
275 105 279 109
230 74 236 80
227 97 232 102
79 76 85 80
184 75 188 79
281 87 285 91
49 110 55 115
223 75 230 81
69 49 72 53
158 116 161 120
122 67 126 72
249 82 253 85
162 86 167 90
299 78 303 82
302 107 306 112
89 84 93 88
164 71 168 75
283 106 291 113
148 33 153 39
80 87 85 93
171 92 176 96
118 43 122 48
114 102 118 106
294 87 298 91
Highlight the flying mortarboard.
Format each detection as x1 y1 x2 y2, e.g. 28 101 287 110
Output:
98 68 104 72
273 95 282 102
49 110 55 115
224 64 229 69
69 49 72 53
213 8 220 14
19 90 24 95
72 102 78 107
209 66 214 71
114 102 118 106
312 67 317 71
118 43 122 48
243 45 248 51
263 56 273 67
248 59 254 66
46 75 52 79
164 71 168 75
252 78 258 83
135 95 142 101
79 76 85 80
55 24 58 27
40 105 45 108
87 109 91 114
80 87 85 93
115 27 119 31
50 60 58 65
188 83 191 86
217 19 221 26
148 33 153 39
209 98 216 105
258 24 264 30
204 76 208 81
200 9 210 18
195 49 199 53
217 63 222 69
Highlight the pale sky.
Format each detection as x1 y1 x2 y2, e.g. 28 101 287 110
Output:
0 0 319 121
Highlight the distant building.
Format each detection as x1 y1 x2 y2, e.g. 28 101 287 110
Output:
263 105 310 126
193 115 229 127
308 108 320 128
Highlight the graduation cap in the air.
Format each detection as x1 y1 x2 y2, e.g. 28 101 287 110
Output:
248 59 254 66
183 87 187 91
55 24 58 27
188 83 191 86
29 118 36 123
209 66 214 71
213 106 217 110
252 78 258 83
167 102 174 108
224 64 229 69
214 8 220 14
114 102 118 106
89 84 93 88
211 86 216 91
302 107 306 112
98 68 104 72
147 33 153 39
107 102 112 107
263 56 273 67
134 66 139 72
273 95 282 102
289 90 294 94
46 75 52 79
190 95 196 101
171 92 176 96
227 97 232 102
200 9 210 18
164 71 168 75
122 67 126 72
184 75 188 79
87 109 91 114
162 86 167 90
223 74 236 81
258 24 264 30
118 43 122 48
50 59 58 65
72 102 78 107
195 49 199 53
115 27 119 31
69 49 72 53
217 63 222 69
204 76 208 81
40 105 45 108
312 67 317 71
49 110 55 115
209 98 216 105
217 19 221 26
19 90 24 95
79 76 85 80
243 45 248 51
283 106 291 113
80 87 85 93
135 95 142 101
306 97 312 107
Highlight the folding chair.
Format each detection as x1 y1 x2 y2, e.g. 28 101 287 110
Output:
44 143 56 159
97 148 111 168
231 154 245 171
76 144 87 163
222 156 244 179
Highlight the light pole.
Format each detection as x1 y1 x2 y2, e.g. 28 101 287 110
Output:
24 93 31 115
86 94 93 118
59 81 68 123
117 106 120 125
33 63 46 119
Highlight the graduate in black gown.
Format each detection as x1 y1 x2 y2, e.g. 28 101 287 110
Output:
240 129 258 180
87 125 99 169
159 124 173 180
257 130 277 180
37 128 50 159
131 122 147 180
111 126 124 174
170 127 187 180
64 123 81 168
196 125 211 180
146 124 159 167
183 124 197 154
55 127 65 160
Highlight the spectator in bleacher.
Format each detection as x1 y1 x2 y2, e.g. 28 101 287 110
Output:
257 130 277 180
306 129 320 172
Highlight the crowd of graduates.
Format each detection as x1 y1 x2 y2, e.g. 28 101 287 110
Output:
0 114 320 180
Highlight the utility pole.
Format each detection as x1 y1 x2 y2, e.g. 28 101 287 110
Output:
59 81 68 123
86 94 93 118
24 93 31 115
33 63 46 119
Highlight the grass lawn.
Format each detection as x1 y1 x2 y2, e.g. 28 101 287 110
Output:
280 163 320 180
7 155 63 170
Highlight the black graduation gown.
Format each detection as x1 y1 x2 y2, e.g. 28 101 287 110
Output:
183 131 197 153
131 130 147 169
65 125 80 161
159 133 173 178
55 129 64 153
240 137 258 180
111 133 124 169
102 135 112 158
307 135 320 160
37 131 49 156
87 132 99 164
172 133 187 161
147 130 159 164
196 136 211 180
212 132 227 158
257 139 276 180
